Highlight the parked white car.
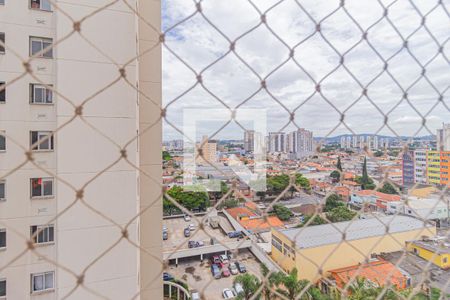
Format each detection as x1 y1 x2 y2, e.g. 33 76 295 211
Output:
219 254 229 264
191 290 200 300
184 215 191 222
222 288 235 299
189 223 196 231
234 283 244 295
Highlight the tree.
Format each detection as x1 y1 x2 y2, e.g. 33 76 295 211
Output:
324 194 344 212
267 175 290 195
210 181 230 201
164 186 210 212
272 204 293 221
326 206 357 222
330 170 340 182
377 182 399 195
347 277 379 300
357 157 376 190
336 156 343 171
297 215 327 227
260 264 278 300
233 273 261 300
162 151 172 161
295 173 311 191
272 268 326 300
374 150 383 157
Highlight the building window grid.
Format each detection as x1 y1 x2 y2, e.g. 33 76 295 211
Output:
30 0 51 11
0 181 5 201
31 271 54 293
30 84 53 104
0 32 4 54
31 177 54 198
30 131 54 151
0 229 5 249
0 279 5 299
0 82 5 103
29 36 53 58
30 225 54 244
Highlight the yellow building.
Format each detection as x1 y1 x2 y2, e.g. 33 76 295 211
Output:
427 151 443 185
271 216 436 282
406 240 450 269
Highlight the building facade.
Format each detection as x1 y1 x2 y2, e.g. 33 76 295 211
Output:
271 216 435 281
414 149 428 184
437 123 450 151
0 1 161 299
402 150 415 185
243 130 254 153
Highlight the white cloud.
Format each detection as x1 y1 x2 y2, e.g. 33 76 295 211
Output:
162 0 450 140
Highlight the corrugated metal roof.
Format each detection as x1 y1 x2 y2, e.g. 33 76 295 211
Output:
278 216 432 249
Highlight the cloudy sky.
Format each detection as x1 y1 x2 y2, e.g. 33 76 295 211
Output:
162 0 449 141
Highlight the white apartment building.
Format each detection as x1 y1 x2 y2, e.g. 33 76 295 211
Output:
268 132 286 153
0 1 161 299
244 129 254 153
414 149 428 184
437 123 450 151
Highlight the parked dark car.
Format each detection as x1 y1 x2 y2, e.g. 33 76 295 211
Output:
227 231 243 238
163 231 168 240
184 227 191 237
235 262 246 273
211 264 221 279
163 272 174 281
210 255 221 265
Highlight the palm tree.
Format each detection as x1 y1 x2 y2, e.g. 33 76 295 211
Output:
273 268 323 300
347 277 379 300
260 264 279 300
234 273 261 300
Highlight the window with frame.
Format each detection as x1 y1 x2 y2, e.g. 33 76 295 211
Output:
30 84 53 104
30 131 54 151
272 235 283 252
29 37 53 58
31 178 53 198
0 279 5 298
30 225 54 244
0 32 4 53
0 181 5 201
0 82 5 103
30 0 51 11
31 271 54 293
0 229 5 249
0 131 4 151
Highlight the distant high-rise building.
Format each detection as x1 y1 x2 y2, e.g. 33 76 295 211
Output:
346 136 352 149
359 136 365 149
402 150 415 185
268 132 286 153
352 135 358 148
366 136 372 149
373 136 379 150
437 123 450 151
244 130 255 152
197 135 217 165
340 136 346 149
414 149 428 184
295 128 314 158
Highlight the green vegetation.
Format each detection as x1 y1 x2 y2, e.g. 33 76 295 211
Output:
356 157 376 190
233 273 261 300
374 150 384 157
326 206 357 222
216 199 240 209
163 186 210 214
377 182 399 195
336 156 342 171
265 174 311 198
323 194 345 212
272 204 293 221
330 170 340 181
162 150 172 161
297 215 327 227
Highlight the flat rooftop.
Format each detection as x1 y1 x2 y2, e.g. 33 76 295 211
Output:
409 240 450 254
277 216 433 249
